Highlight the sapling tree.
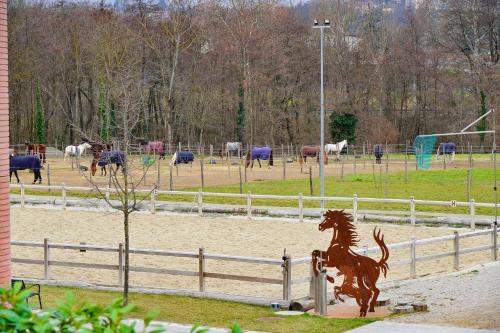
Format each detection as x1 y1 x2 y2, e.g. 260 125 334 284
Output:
79 68 154 305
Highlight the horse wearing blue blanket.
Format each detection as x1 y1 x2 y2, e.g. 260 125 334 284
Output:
437 142 455 161
245 147 273 168
175 151 194 165
91 151 126 176
10 155 42 184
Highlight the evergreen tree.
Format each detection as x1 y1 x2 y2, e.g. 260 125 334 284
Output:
34 80 46 144
235 82 245 143
329 112 357 143
110 101 117 138
477 91 487 151
98 78 109 142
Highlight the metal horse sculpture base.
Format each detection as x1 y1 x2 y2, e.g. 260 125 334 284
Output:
312 210 389 317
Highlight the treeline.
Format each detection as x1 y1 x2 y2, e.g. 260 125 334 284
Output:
8 0 499 147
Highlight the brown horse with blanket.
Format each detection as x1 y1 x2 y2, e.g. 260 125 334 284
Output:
299 145 328 167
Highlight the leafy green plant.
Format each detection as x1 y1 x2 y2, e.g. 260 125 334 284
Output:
0 283 245 333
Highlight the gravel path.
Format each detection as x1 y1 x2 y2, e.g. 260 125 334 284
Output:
381 261 500 330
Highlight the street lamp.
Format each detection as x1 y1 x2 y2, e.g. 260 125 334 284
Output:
313 19 330 210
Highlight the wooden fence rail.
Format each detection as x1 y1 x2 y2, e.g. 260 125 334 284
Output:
10 183 499 227
11 224 499 303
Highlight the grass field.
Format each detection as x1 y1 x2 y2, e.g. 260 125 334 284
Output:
37 286 377 333
12 167 499 216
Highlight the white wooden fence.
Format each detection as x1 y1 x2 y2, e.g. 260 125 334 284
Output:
11 224 499 304
10 183 498 228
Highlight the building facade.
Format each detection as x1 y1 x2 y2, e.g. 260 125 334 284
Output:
0 0 10 286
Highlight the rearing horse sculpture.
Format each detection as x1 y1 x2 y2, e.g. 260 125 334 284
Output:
312 210 389 317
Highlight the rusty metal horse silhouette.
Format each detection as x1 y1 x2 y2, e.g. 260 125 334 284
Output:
312 210 389 317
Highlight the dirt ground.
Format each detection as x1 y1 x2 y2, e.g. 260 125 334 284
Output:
11 207 497 300
12 154 494 190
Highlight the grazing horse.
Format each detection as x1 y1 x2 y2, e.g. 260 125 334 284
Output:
312 210 389 317
374 144 384 164
147 141 166 159
437 142 456 161
325 140 348 160
64 142 92 161
25 142 46 165
10 155 42 184
172 151 194 165
91 151 125 176
245 147 273 168
299 145 328 166
225 142 242 158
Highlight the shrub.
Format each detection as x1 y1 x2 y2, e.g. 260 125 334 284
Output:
0 283 243 333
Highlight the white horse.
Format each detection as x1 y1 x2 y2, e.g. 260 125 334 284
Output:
64 142 91 161
325 140 348 160
226 142 242 158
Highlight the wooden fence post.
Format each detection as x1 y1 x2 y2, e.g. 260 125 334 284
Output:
410 196 416 225
353 150 357 176
309 166 313 196
491 223 498 261
62 183 67 210
47 164 51 191
453 231 459 271
469 199 475 229
239 166 243 194
353 194 358 223
282 156 286 180
44 238 49 279
298 193 303 222
405 153 408 184
247 191 252 220
169 165 173 191
198 189 203 216
282 255 292 302
467 170 472 201
150 187 156 214
372 163 376 189
200 159 205 190
157 158 161 190
384 162 389 198
118 243 124 286
199 247 205 292
410 236 417 278
341 160 344 180
20 183 25 208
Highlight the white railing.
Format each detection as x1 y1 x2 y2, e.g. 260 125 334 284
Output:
11 225 499 304
10 183 498 228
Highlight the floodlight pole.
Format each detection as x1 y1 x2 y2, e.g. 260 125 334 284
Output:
313 20 331 210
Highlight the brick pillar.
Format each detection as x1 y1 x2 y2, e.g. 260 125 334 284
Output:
0 0 10 286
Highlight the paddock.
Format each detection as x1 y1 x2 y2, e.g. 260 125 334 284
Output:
11 207 497 301
8 152 496 190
